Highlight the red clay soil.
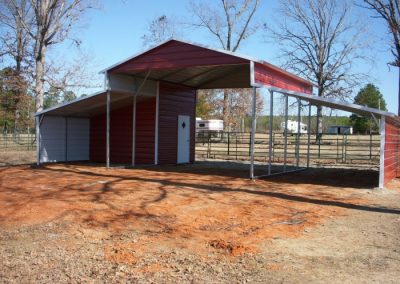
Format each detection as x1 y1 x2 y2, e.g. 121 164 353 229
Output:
0 163 373 261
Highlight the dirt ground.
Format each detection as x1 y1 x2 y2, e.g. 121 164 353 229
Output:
0 162 399 283
0 151 35 166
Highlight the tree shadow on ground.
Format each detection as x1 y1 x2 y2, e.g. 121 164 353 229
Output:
38 164 399 216
87 160 379 189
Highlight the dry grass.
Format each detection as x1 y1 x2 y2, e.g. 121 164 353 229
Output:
0 163 399 282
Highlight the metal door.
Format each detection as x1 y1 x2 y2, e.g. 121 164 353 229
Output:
177 115 190 164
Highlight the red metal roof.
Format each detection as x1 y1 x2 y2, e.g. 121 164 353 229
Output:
109 40 248 72
104 39 314 94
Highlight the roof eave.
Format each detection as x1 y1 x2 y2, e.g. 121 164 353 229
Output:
35 90 106 116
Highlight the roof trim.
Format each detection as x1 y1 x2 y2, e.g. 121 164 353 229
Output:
256 61 316 87
35 90 106 116
266 86 395 118
36 84 396 120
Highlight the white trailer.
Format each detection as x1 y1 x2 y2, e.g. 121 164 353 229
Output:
196 117 224 138
280 120 308 134
196 118 224 132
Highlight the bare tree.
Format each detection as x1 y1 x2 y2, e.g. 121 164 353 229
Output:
141 15 180 47
44 50 101 103
7 0 96 112
362 0 400 115
189 0 260 131
197 88 263 131
268 0 369 134
229 89 263 131
0 0 32 74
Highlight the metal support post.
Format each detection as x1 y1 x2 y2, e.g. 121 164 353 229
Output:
250 87 257 179
65 117 68 162
155 80 159 165
283 94 289 172
132 95 137 166
378 117 386 188
307 104 311 168
36 115 41 165
296 98 301 168
268 90 274 175
106 90 110 168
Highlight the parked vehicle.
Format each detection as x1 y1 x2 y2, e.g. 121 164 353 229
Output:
196 118 224 138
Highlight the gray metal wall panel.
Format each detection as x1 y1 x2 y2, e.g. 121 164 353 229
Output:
109 74 157 96
40 116 66 163
67 118 90 161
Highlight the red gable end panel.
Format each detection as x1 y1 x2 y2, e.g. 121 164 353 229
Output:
110 40 248 73
384 118 400 185
254 62 313 94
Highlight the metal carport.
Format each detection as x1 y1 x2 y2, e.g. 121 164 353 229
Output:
35 39 400 188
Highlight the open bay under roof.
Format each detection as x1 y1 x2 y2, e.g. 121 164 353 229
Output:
34 38 400 189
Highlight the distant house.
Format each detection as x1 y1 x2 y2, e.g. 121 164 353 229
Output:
327 126 353 135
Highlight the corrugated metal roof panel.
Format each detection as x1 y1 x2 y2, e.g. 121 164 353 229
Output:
102 39 312 91
269 87 395 119
36 91 153 117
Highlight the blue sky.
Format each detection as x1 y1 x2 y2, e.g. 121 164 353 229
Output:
63 0 398 114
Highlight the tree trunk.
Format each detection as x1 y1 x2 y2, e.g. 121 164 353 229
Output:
315 87 323 135
35 47 46 112
223 89 230 132
316 105 323 134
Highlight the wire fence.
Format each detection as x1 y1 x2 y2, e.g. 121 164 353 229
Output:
0 131 382 167
0 133 36 151
0 133 36 166
195 131 381 166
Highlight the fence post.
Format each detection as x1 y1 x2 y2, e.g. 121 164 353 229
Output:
344 134 347 163
336 135 339 162
249 132 251 157
341 134 344 163
369 133 372 160
207 131 211 158
236 134 238 160
228 131 230 156
318 134 321 158
272 133 275 162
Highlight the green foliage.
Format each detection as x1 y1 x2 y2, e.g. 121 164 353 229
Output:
63 91 77 102
43 88 77 109
350 84 387 134
353 84 387 110
43 87 61 109
0 67 34 133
